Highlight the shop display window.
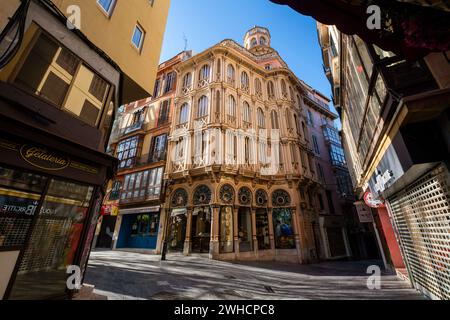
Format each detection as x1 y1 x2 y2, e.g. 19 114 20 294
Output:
9 179 94 300
272 208 295 249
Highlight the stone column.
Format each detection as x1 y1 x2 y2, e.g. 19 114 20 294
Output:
209 205 220 259
291 207 302 263
233 207 239 255
251 208 258 254
183 207 193 255
267 207 275 250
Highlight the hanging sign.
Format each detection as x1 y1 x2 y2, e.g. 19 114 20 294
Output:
354 201 374 223
363 191 384 208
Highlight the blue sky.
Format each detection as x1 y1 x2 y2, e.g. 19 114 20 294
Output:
160 0 333 109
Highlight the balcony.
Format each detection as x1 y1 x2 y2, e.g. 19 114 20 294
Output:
117 152 167 172
305 93 329 110
119 189 161 205
119 121 145 137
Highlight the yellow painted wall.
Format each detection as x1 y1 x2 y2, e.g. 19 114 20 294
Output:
0 0 20 32
52 0 171 97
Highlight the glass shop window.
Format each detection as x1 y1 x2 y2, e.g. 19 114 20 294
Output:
9 179 94 300
256 209 270 250
0 166 47 250
272 208 295 249
238 208 253 252
131 213 160 236
13 32 111 127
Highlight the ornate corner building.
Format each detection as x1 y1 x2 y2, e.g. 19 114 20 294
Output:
162 27 353 263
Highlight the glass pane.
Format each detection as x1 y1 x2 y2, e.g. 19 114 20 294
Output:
0 166 47 249
9 179 94 299
238 208 253 252
256 209 270 250
273 208 295 249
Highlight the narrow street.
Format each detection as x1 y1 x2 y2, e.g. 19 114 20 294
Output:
83 250 423 300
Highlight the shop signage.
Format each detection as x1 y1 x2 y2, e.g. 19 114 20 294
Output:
20 145 70 171
101 205 119 216
363 191 384 208
354 201 374 223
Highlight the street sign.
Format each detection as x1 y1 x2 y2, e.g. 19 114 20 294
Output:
354 201 374 223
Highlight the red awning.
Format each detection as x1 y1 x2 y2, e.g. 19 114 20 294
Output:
270 0 450 61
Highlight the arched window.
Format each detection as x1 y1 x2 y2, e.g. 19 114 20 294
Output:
267 81 275 98
251 37 257 48
297 94 302 108
216 59 221 78
257 108 265 128
179 103 189 124
215 90 221 114
227 64 235 84
241 71 249 89
227 95 236 117
286 109 292 129
197 95 209 118
199 65 210 81
271 110 279 130
280 79 287 97
242 101 251 123
294 114 300 135
254 78 262 95
302 121 307 139
260 36 267 46
289 86 294 101
244 137 250 164
182 73 192 89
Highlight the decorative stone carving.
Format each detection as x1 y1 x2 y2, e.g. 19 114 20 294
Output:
193 185 212 205
171 188 188 207
219 184 235 204
238 187 252 205
255 189 268 206
272 189 291 207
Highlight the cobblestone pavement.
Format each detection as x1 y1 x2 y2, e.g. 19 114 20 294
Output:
83 250 424 300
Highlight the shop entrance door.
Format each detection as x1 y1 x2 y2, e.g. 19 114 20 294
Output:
255 209 270 250
168 210 187 252
191 207 211 253
97 215 117 248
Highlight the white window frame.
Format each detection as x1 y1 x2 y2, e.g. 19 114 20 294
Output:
97 0 116 17
132 24 145 51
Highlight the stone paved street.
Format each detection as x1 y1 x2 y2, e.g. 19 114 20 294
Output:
83 250 424 300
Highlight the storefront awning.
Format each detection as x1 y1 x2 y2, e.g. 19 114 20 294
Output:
120 206 160 215
171 208 187 217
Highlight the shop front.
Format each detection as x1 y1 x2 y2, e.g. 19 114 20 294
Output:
116 206 161 251
95 205 119 249
0 131 115 300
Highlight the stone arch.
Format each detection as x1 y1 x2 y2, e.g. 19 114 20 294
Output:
271 189 292 207
171 188 188 207
193 184 212 206
218 183 236 204
237 186 252 206
255 189 268 207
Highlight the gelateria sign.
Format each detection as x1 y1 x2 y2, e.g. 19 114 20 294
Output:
20 145 70 171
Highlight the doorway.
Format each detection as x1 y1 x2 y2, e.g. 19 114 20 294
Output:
97 215 117 248
191 207 211 253
168 211 187 252
255 209 270 250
